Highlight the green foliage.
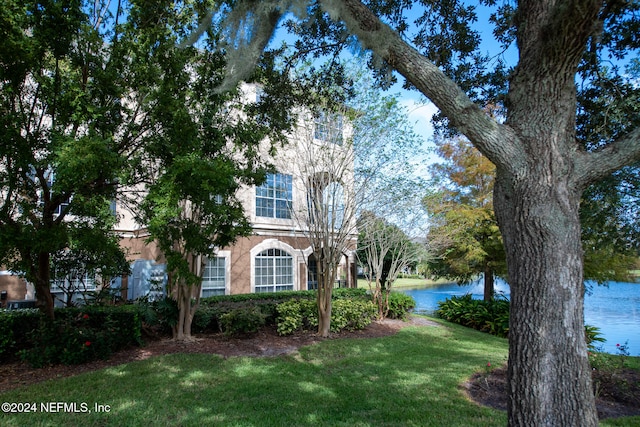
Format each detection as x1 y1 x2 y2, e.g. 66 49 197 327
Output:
585 324 607 351
386 292 416 320
275 299 318 335
136 296 179 335
330 299 377 332
0 0 139 316
200 288 367 306
201 290 315 305
424 138 506 290
0 309 41 362
332 287 369 299
436 294 510 338
439 296 611 345
219 306 267 337
275 297 375 336
7 306 142 367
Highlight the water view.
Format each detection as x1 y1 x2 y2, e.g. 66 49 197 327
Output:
401 279 640 355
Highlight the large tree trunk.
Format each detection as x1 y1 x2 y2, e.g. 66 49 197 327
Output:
494 171 597 427
320 1 640 424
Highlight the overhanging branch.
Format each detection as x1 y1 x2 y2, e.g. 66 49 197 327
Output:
319 0 524 172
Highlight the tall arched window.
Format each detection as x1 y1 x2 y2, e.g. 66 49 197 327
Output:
254 249 293 293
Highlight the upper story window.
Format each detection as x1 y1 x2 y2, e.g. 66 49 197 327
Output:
30 168 71 216
314 111 343 145
256 173 292 219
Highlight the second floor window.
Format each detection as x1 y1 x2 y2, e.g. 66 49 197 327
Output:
314 111 343 145
256 173 292 219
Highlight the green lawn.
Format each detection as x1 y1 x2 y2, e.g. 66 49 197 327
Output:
0 319 637 427
357 277 451 289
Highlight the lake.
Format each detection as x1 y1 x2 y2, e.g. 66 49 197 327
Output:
400 279 640 355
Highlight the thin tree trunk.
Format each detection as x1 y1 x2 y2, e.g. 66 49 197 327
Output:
483 266 494 302
318 276 333 337
35 252 55 320
174 280 197 341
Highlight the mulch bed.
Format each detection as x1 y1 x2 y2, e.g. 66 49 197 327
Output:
463 365 640 420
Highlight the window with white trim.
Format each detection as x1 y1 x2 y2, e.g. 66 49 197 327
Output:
256 173 292 219
254 249 293 293
201 257 226 297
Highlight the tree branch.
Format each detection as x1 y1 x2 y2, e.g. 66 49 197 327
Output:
575 127 640 187
318 0 525 172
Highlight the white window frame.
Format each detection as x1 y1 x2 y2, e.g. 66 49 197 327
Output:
253 248 294 293
201 252 230 297
314 111 343 145
255 173 292 219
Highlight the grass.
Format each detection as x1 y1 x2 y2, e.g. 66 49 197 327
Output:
0 319 638 427
357 277 451 289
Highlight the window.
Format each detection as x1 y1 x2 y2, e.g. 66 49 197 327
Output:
323 182 345 229
256 173 292 219
51 269 96 292
33 169 71 216
201 257 226 297
254 249 293 293
314 111 343 145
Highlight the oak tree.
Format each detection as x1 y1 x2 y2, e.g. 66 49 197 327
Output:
203 1 640 425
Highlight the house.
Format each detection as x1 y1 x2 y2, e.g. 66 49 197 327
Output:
0 84 358 305
112 84 358 299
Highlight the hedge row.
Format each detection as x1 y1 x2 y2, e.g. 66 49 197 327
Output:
1 288 414 367
275 298 378 335
0 305 142 367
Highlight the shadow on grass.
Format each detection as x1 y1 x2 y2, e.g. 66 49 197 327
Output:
2 324 512 427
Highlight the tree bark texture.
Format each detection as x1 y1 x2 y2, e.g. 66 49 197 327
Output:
320 0 640 425
494 170 597 426
34 252 55 320
317 253 334 337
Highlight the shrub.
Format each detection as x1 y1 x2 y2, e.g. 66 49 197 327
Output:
17 306 142 367
276 298 375 335
437 295 600 342
275 299 317 335
386 292 416 320
0 309 41 362
330 299 377 332
219 306 267 336
332 288 368 299
193 305 220 333
436 294 510 337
